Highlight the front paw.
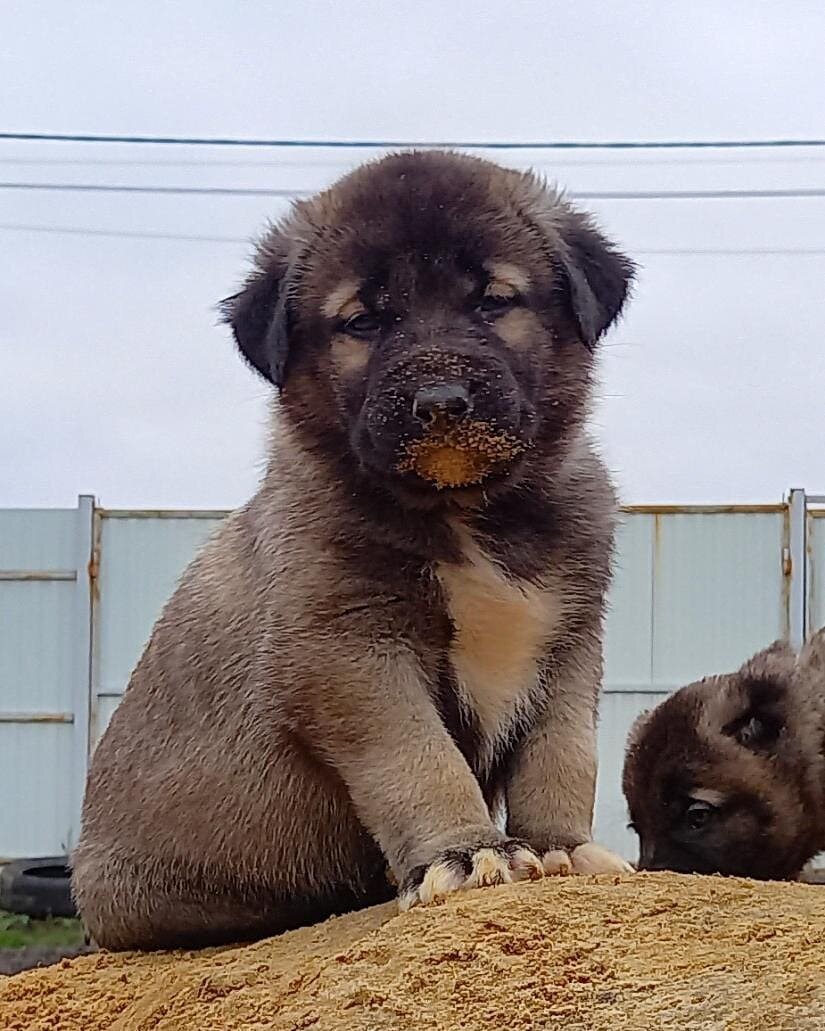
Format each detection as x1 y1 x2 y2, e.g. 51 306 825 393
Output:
542 841 633 876
398 837 544 911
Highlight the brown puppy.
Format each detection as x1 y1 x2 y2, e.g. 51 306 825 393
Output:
73 150 634 950
623 628 825 880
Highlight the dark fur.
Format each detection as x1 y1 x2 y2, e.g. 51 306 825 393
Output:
73 150 634 950
623 629 825 880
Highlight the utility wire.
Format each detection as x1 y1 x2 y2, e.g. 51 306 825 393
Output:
2 222 825 256
3 131 825 150
581 188 825 200
0 222 248 243
635 247 825 256
0 181 305 197
0 157 349 168
2 182 825 200
4 155 825 170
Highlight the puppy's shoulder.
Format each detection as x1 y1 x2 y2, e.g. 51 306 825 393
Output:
476 436 616 589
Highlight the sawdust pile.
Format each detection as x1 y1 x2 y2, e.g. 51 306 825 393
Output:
397 419 526 488
3 873 825 1030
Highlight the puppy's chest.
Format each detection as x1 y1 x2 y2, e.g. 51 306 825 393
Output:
435 530 566 756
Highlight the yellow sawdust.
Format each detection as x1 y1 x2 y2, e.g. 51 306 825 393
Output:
3 874 825 1030
397 419 526 488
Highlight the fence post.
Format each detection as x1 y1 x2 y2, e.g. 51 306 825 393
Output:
808 495 825 635
69 494 95 853
788 488 807 650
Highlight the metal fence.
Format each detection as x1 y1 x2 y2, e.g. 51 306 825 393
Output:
1 491 821 861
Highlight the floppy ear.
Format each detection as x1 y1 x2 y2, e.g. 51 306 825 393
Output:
219 242 291 387
557 211 636 348
722 641 795 753
722 690 785 753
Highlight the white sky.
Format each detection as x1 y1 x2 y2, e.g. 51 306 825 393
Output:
2 0 824 508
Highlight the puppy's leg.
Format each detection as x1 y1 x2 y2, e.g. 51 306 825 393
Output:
505 638 632 876
298 645 543 910
73 847 391 951
74 861 288 950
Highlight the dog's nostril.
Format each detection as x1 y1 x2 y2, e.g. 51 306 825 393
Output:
412 384 472 424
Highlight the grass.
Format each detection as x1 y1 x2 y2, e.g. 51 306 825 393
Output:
0 910 84 951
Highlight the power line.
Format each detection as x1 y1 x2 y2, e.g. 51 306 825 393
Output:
585 188 825 200
3 181 825 200
636 247 825 256
0 157 349 169
581 188 825 200
0 181 305 197
2 222 825 256
5 155 825 170
3 131 825 150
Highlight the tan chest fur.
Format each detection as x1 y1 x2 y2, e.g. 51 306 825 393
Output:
436 523 565 760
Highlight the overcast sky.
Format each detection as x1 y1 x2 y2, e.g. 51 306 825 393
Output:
3 1 824 508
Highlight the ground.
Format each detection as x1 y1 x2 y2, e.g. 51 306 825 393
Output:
3 873 825 1030
0 911 91 976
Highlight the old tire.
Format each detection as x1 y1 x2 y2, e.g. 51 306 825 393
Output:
0 857 75 919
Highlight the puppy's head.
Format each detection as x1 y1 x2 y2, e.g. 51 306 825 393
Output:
221 150 634 505
623 633 825 881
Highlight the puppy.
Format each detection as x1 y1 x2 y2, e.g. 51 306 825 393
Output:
73 150 634 950
623 627 825 880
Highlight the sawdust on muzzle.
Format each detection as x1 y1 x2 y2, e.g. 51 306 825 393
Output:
397 418 526 488
3 873 825 1030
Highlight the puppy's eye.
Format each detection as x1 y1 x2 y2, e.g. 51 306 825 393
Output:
685 800 716 831
478 293 518 316
343 312 382 337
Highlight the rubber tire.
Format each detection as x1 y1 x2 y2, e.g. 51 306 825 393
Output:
0 856 76 919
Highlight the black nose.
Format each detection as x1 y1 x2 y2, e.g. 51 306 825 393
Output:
412 384 472 424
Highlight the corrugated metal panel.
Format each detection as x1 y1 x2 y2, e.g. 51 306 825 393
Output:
0 582 75 712
596 511 787 858
0 503 799 863
603 511 786 691
0 508 76 570
92 514 224 744
650 512 786 685
94 695 123 742
604 515 655 691
594 691 669 858
598 512 656 858
811 512 825 632
0 723 73 858
0 508 79 859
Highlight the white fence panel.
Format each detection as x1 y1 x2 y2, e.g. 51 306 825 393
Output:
810 511 825 633
0 503 92 859
0 497 816 861
92 511 224 745
594 507 788 851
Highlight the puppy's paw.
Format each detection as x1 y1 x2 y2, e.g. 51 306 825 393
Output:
398 838 543 911
542 841 633 877
571 842 634 875
541 849 574 876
